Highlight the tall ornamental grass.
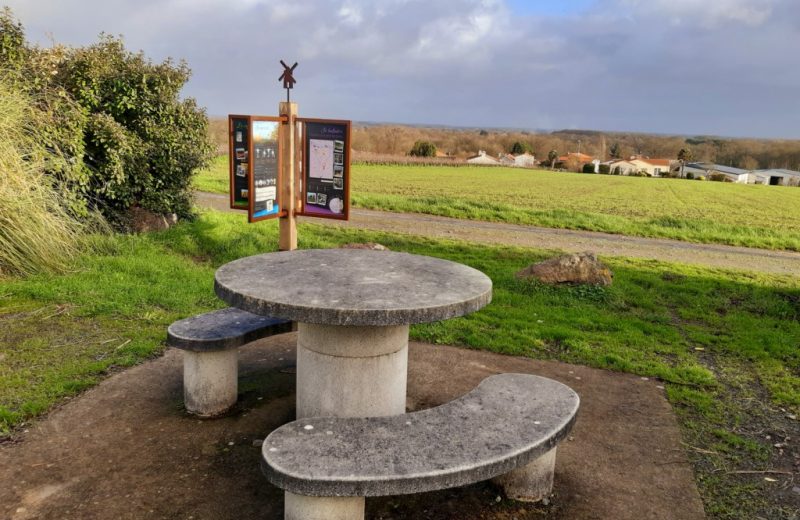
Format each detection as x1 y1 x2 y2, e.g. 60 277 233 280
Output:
0 81 99 277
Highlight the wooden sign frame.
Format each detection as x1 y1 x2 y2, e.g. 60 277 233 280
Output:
228 114 251 211
229 115 285 222
296 118 351 221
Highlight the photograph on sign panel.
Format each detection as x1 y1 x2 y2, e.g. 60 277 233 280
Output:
306 192 317 204
316 193 327 205
309 139 335 180
252 121 279 143
333 177 343 189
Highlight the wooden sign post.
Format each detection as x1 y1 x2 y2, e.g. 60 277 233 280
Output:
227 61 351 251
278 101 297 251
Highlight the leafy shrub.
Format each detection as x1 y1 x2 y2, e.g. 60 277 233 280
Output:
0 10 212 226
708 173 728 182
686 172 695 180
409 140 437 157
697 176 705 181
612 166 621 175
510 141 532 155
598 164 611 174
582 163 595 173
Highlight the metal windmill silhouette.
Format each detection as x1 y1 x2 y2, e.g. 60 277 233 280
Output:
279 60 298 102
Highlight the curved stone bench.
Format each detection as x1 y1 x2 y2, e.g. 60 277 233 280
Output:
262 373 579 519
167 307 293 417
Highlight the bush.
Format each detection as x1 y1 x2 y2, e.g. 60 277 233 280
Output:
510 141 531 155
697 176 705 181
612 166 621 175
598 164 611 174
708 173 727 182
409 140 437 157
686 172 694 180
582 163 595 173
0 10 212 226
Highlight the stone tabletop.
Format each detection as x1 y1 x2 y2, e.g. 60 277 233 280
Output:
214 249 492 326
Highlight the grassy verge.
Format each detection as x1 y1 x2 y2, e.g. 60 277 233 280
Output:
1 210 798 518
194 159 800 251
193 155 229 194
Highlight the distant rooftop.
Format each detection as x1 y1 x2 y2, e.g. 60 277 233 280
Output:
686 163 751 176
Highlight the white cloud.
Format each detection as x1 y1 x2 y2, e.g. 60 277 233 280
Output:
621 0 775 27
3 0 799 137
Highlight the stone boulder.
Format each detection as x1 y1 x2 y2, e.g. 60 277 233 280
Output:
516 252 612 286
130 207 178 233
339 242 390 251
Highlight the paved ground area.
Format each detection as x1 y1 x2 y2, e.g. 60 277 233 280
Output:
197 191 800 276
1 335 706 519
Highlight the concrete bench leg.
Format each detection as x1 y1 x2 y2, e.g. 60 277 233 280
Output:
285 492 364 520
183 349 238 417
492 447 557 502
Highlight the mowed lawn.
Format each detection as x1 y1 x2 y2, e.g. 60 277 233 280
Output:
194 158 800 250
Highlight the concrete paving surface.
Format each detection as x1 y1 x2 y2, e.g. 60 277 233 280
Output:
0 334 707 519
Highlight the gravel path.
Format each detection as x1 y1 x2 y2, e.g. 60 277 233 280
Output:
196 192 800 276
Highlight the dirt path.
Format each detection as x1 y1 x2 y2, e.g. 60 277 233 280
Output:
1 336 706 519
196 192 800 277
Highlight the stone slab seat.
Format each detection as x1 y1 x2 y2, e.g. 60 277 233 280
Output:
262 373 579 519
166 307 293 417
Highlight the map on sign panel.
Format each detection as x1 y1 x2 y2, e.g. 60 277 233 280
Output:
309 139 334 180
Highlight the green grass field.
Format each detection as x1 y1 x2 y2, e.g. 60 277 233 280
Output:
1 209 798 517
195 158 800 250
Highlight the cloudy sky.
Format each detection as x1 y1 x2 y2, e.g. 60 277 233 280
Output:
6 0 800 138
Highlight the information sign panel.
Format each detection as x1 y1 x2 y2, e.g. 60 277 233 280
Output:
228 115 250 210
248 117 283 222
298 119 351 220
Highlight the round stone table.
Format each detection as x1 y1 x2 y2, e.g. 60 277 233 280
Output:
214 248 492 420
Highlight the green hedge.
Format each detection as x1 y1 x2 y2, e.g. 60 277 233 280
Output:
0 9 211 227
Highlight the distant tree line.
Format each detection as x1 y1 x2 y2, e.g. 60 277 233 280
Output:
350 124 800 171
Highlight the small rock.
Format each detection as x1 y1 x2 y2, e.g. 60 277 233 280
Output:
339 242 389 251
787 414 797 420
495 496 502 503
130 206 177 233
252 439 263 447
516 252 612 286
791 486 800 495
227 441 234 446
542 497 550 506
